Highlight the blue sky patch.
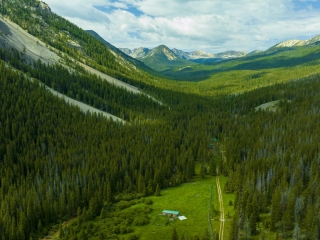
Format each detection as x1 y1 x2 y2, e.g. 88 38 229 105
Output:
127 5 144 17
293 0 320 11
94 4 145 17
128 31 143 40
94 5 117 14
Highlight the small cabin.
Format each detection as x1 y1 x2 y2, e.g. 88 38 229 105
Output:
162 210 180 219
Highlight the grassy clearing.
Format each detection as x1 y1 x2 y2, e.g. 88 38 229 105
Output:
46 162 235 240
134 182 212 239
152 214 169 226
131 162 235 239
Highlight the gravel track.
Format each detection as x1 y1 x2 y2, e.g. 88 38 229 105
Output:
216 176 225 240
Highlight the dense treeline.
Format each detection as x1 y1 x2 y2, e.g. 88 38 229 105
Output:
223 76 320 238
0 47 167 121
2 56 320 239
2 1 320 239
0 59 222 239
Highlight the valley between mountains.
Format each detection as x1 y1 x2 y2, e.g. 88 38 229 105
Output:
1 1 320 240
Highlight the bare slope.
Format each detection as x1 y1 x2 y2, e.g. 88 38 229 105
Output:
0 17 143 94
0 16 160 121
46 86 125 123
0 16 59 65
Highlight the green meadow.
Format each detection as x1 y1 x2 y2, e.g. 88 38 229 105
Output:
52 164 235 240
131 172 235 239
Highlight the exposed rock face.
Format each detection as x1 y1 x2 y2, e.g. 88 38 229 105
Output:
119 48 132 55
68 40 81 49
119 47 150 58
269 34 320 51
36 1 52 15
171 48 192 60
189 50 215 59
131 47 150 58
120 46 247 60
215 50 247 58
304 35 320 45
274 40 305 48
145 45 178 60
172 49 216 59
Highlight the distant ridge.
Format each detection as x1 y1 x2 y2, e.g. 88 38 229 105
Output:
121 46 247 60
267 34 320 52
130 45 196 71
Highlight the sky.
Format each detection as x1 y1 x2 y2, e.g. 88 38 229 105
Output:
43 0 320 53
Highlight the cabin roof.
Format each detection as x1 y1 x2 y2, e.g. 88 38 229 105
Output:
162 210 179 215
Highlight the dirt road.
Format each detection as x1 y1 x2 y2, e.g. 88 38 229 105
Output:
216 176 224 240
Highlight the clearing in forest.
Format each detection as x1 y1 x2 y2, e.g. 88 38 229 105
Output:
135 182 212 239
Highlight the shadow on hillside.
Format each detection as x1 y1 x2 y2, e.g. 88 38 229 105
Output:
231 50 320 71
0 19 12 36
163 47 320 82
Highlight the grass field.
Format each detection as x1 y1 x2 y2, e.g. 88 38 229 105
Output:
47 162 235 240
126 161 235 240
152 215 169 226
133 182 213 239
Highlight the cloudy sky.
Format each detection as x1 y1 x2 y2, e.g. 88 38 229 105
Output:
44 0 320 53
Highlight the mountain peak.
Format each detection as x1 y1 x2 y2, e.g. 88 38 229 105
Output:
147 45 178 60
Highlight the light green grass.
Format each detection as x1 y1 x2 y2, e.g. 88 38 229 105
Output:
134 182 212 239
131 161 235 240
48 163 236 240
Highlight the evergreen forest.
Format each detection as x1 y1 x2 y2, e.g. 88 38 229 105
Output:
1 0 320 239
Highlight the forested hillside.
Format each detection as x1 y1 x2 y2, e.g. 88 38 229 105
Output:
0 60 213 239
1 1 320 239
0 0 168 89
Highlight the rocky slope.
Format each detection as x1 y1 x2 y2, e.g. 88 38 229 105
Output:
0 16 162 123
267 34 320 51
119 47 150 58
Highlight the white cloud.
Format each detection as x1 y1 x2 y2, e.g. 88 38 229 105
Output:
43 0 320 53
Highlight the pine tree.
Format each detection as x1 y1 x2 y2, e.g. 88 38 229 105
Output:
202 228 210 240
209 158 216 176
172 227 179 240
154 184 160 196
249 214 256 235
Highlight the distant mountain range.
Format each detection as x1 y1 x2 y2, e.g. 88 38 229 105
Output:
123 45 197 71
119 46 247 71
120 46 247 60
119 34 320 68
96 32 320 72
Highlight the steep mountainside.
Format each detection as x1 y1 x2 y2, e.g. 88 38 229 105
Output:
86 30 155 74
0 0 174 91
136 45 197 71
